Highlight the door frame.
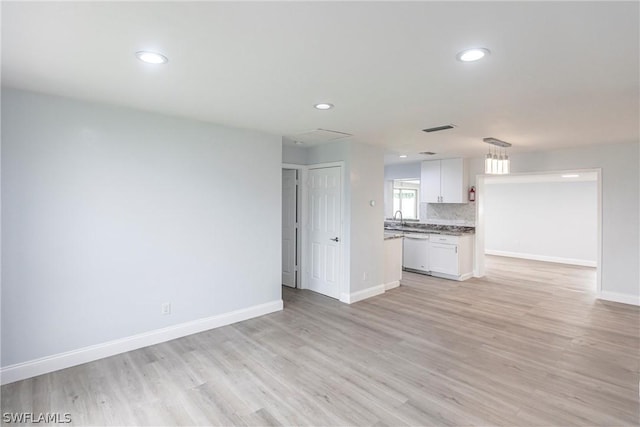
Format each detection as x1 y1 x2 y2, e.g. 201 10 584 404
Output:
283 161 346 299
283 163 305 289
474 168 602 294
281 167 299 288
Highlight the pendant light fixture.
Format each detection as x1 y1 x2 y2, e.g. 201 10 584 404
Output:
483 137 512 175
492 148 499 173
484 147 493 174
502 148 510 174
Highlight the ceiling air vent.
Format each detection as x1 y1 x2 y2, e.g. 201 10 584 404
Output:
422 124 455 133
420 151 437 156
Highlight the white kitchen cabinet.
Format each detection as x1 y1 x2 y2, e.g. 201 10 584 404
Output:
421 161 441 204
429 241 458 275
421 158 467 203
429 234 474 280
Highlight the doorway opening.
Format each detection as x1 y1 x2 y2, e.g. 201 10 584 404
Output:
475 169 601 294
282 168 299 288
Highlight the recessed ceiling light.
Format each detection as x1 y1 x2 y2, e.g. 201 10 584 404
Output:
314 103 334 110
399 155 408 158
456 48 490 62
561 174 580 178
135 51 168 64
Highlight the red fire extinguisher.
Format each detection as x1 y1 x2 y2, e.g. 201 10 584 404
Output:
469 186 476 202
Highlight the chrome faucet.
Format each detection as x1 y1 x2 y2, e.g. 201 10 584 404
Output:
393 210 404 225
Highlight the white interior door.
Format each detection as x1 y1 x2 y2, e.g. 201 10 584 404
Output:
282 169 297 288
308 166 341 299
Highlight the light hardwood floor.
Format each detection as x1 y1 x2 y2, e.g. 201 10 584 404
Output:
2 256 639 426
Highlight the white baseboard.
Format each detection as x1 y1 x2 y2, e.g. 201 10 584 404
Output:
0 300 283 385
340 284 385 304
458 272 474 281
598 291 640 306
485 250 597 267
384 280 400 291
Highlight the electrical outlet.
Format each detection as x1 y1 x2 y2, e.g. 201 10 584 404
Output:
363 272 367 281
161 302 171 315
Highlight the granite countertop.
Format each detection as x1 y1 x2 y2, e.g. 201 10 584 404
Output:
384 221 475 236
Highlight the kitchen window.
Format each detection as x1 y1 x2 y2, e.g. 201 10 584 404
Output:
393 183 419 220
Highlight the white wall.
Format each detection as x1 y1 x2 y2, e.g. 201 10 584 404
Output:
349 142 384 293
1 89 283 368
485 180 597 266
470 142 640 302
384 162 421 181
282 144 308 165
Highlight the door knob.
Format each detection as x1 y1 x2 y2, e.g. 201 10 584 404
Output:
330 237 340 242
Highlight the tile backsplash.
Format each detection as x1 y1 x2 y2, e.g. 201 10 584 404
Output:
420 202 476 226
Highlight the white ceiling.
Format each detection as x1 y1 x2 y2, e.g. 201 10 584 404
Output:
2 2 638 164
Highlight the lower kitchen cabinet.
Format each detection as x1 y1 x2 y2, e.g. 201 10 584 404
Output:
428 234 474 281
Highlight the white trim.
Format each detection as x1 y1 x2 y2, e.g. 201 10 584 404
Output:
0 300 283 385
340 284 385 304
282 163 310 291
485 250 597 267
281 163 305 170
299 167 309 291
307 161 345 170
281 168 298 288
430 271 474 282
458 272 474 281
595 168 603 294
598 291 640 306
282 164 306 289
384 280 400 291
474 174 486 277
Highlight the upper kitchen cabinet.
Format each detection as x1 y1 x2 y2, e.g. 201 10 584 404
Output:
421 158 468 203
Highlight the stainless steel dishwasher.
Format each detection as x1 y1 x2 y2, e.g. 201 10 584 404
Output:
402 233 430 274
